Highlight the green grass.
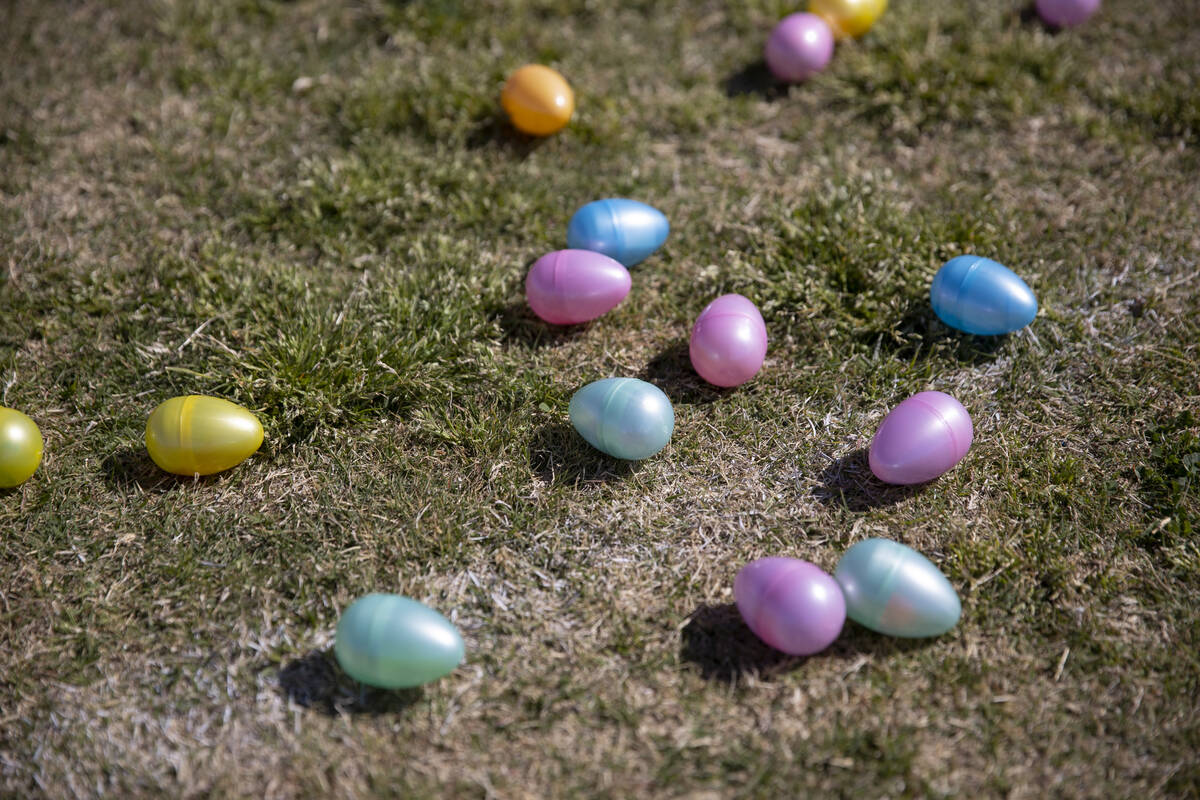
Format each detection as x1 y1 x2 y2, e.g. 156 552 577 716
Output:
2 0 1199 797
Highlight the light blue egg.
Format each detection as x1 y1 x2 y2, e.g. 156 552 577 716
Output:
569 378 674 460
334 594 464 688
930 255 1038 335
566 199 669 267
834 538 961 638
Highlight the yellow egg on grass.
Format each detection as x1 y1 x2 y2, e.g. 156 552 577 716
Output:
0 406 43 488
809 0 887 39
501 64 575 136
145 395 263 476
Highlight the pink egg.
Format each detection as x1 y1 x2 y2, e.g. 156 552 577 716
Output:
1035 0 1099 27
525 249 632 325
734 557 846 656
869 391 973 485
689 294 768 387
764 13 835 83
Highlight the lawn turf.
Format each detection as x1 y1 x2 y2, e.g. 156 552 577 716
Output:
1 0 1198 797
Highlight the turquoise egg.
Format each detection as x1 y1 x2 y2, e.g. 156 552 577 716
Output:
833 538 961 638
569 377 674 460
334 594 464 688
930 255 1038 335
566 199 669 267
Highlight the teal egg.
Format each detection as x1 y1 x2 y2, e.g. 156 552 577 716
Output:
833 538 961 638
569 377 674 461
334 593 464 688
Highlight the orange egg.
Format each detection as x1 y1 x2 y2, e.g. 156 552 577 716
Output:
501 64 574 136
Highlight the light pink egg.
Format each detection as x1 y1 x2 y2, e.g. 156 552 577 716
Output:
525 249 631 325
689 294 768 387
869 391 973 485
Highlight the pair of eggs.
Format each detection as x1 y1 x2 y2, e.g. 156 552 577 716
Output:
525 198 669 325
765 0 888 83
735 538 961 655
335 593 465 688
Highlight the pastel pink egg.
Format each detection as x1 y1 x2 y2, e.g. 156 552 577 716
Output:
525 249 632 325
764 13 835 83
734 557 846 656
689 294 768 387
1035 0 1099 27
869 391 973 485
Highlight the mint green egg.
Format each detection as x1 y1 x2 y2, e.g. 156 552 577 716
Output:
834 538 961 638
569 377 674 461
334 594 464 688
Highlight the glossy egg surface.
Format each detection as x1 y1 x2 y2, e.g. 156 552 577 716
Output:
869 391 972 485
735 557 846 656
931 255 1038 335
145 395 264 476
0 406 43 488
689 293 768 387
501 64 574 136
569 378 674 461
566 198 669 267
808 0 887 38
765 13 835 82
834 538 961 638
526 249 631 325
335 593 465 689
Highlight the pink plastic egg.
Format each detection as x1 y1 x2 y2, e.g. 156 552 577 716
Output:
689 294 768 387
764 13 835 83
525 249 632 325
1035 0 1099 27
869 391 973 485
734 557 846 656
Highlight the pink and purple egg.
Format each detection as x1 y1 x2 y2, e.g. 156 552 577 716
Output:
689 294 768 387
764 13 835 83
525 249 631 326
734 557 846 656
869 391 973 485
1035 0 1100 28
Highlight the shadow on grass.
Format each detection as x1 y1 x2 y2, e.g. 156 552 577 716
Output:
529 419 639 486
813 448 927 511
679 603 937 683
723 60 788 101
278 648 424 716
1017 2 1067 32
490 300 591 350
465 112 549 156
637 340 725 406
869 300 1010 366
100 446 211 493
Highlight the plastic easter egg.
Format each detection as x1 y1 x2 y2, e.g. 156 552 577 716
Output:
808 0 887 38
569 378 674 461
834 538 961 638
734 557 846 656
566 199 670 268
930 255 1038 335
869 391 972 485
0 407 44 488
689 294 769 387
335 593 465 689
525 249 632 325
764 13 835 83
145 395 264 476
501 64 574 136
1035 0 1100 27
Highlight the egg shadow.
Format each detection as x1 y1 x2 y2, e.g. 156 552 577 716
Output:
529 419 639 486
637 340 727 406
278 648 424 716
465 111 550 156
100 445 215 494
1017 2 1068 32
679 603 940 684
723 60 789 101
868 299 1010 366
489 299 591 350
813 448 927 511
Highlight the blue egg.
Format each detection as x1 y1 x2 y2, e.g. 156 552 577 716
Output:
569 378 674 460
566 199 669 267
834 538 961 638
930 255 1038 335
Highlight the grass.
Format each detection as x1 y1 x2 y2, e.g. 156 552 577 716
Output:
1 0 1198 796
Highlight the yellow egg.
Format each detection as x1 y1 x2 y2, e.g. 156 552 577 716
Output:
0 406 43 488
809 0 887 38
145 395 263 476
501 64 575 136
